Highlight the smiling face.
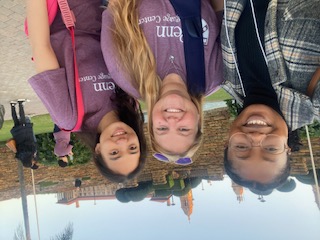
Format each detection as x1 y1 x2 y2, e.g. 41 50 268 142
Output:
151 73 200 155
95 122 140 175
152 93 200 154
227 104 289 184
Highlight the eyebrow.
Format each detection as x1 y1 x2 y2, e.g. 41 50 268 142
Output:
233 155 276 163
110 156 121 161
262 156 277 162
177 132 192 137
235 156 249 160
109 151 139 161
155 131 167 136
155 129 193 137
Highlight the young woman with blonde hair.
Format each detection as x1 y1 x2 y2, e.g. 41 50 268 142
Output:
101 0 223 163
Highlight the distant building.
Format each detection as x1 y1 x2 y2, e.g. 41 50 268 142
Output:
150 195 172 206
312 185 320 210
180 190 193 221
57 184 120 207
232 181 244 203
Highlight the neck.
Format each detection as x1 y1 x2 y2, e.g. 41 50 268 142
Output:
161 73 189 99
162 73 185 86
97 110 119 133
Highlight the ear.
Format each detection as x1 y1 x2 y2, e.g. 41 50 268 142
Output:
287 147 292 155
95 143 101 154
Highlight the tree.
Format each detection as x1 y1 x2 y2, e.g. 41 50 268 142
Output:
13 224 25 240
13 222 74 240
50 223 74 240
115 188 131 203
36 133 91 166
189 177 202 188
225 99 241 118
298 121 320 138
276 178 296 192
115 182 154 203
295 169 320 185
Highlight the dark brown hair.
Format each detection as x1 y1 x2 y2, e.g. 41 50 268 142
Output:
77 87 147 183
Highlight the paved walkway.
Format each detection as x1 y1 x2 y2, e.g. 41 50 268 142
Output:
0 2 227 121
0 1 48 120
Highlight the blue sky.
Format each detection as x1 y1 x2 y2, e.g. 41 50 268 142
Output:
1 177 320 240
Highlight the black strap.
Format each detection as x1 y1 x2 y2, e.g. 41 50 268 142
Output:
169 0 206 96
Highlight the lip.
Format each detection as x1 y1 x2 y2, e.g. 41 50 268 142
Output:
164 108 184 113
244 115 270 127
160 94 186 111
111 128 127 137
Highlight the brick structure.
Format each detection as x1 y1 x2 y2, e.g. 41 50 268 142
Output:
0 1 49 119
0 108 319 201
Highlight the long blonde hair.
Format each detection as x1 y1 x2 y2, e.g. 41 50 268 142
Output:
108 0 204 159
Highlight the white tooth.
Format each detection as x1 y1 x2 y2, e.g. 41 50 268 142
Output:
247 120 267 125
113 131 126 136
166 109 182 113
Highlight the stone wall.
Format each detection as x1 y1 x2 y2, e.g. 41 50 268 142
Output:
0 108 318 201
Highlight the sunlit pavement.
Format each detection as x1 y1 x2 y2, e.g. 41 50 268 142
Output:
0 1 48 120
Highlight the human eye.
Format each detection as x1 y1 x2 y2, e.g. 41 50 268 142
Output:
129 145 137 151
263 146 280 154
179 128 190 132
157 127 168 131
110 150 119 156
233 143 250 152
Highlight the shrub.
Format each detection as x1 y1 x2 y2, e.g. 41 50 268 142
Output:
36 133 91 166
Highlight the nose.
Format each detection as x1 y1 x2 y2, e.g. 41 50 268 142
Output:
166 116 180 122
164 112 183 121
115 136 128 144
247 132 266 145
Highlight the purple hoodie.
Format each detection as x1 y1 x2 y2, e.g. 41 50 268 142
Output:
100 0 223 99
28 0 116 132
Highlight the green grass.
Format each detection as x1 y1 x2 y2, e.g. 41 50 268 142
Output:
0 114 54 143
39 181 58 188
0 89 231 143
139 88 231 109
205 88 232 102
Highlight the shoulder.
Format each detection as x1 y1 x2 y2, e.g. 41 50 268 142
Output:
280 0 320 20
275 85 320 130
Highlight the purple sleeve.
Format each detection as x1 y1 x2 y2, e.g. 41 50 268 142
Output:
28 68 77 130
100 10 141 99
53 131 73 157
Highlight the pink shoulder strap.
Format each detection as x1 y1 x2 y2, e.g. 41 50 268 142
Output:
57 0 84 132
25 0 84 132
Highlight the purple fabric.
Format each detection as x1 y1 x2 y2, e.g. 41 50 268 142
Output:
28 0 116 132
100 0 223 98
175 157 192 165
53 131 73 157
153 153 192 165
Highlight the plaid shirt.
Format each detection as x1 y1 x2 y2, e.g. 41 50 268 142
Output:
221 0 320 131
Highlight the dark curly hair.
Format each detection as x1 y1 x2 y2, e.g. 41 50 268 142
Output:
224 148 291 192
223 129 299 192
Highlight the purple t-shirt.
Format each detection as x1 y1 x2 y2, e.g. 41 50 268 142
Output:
28 0 115 131
101 0 223 99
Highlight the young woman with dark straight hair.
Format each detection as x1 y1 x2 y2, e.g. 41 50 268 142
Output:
26 0 146 182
